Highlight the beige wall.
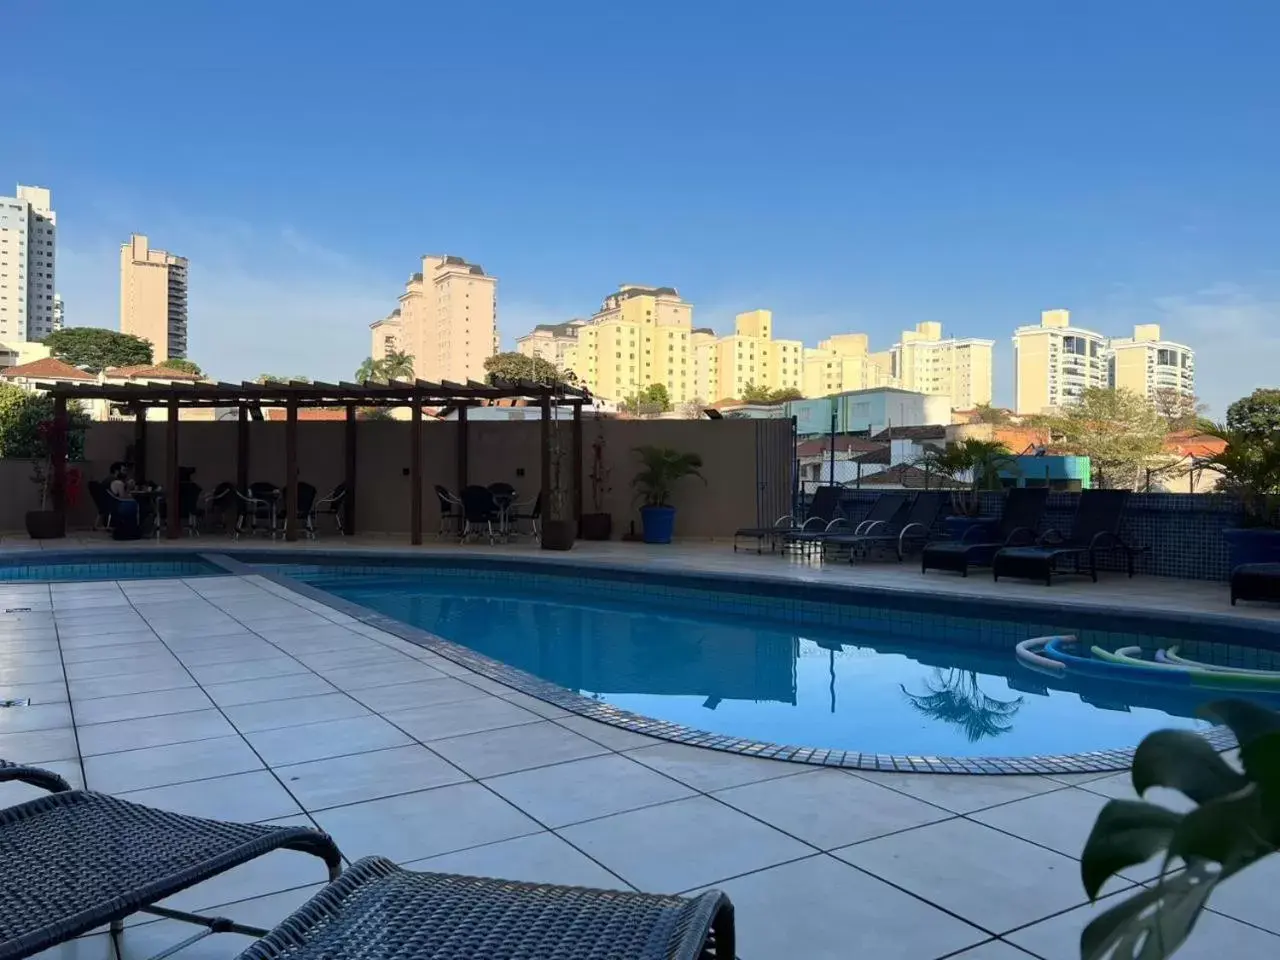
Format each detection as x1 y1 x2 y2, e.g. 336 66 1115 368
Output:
120 234 188 362
0 418 791 540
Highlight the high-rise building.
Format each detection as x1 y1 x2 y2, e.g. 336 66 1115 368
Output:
889 321 994 410
1012 309 1110 414
516 319 587 374
707 310 804 402
0 185 57 342
396 255 497 383
52 294 64 332
119 234 188 361
801 333 895 398
563 285 695 403
369 308 402 363
1109 323 1195 402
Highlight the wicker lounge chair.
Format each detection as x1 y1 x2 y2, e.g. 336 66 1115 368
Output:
921 487 1049 577
784 492 908 556
734 484 842 553
992 489 1137 585
1231 563 1280 605
823 491 945 562
0 789 341 960
236 856 735 960
0 759 71 794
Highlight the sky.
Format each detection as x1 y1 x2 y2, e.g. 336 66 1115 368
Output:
3 1 1278 414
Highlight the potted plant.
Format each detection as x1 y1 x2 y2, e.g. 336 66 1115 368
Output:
580 414 613 540
25 418 71 539
1201 426 1280 567
917 439 1015 540
632 445 704 544
540 412 575 551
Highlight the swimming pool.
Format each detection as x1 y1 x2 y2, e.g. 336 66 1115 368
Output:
0 555 222 582
273 559 1279 766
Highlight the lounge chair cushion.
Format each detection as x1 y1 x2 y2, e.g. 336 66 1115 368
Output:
1231 563 1280 605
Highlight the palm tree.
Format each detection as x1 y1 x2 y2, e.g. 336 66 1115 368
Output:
381 351 415 381
914 438 1016 516
355 357 383 383
900 668 1024 742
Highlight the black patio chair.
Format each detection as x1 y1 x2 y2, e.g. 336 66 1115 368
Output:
1231 563 1280 606
0 759 71 794
783 492 908 557
291 481 319 539
992 489 1137 585
509 491 542 539
315 482 347 534
86 480 116 532
435 484 461 538
459 484 499 543
178 481 203 536
921 487 1049 577
202 481 238 533
235 482 280 540
824 491 946 562
734 484 844 554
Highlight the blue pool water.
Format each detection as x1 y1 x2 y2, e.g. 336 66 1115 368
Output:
287 565 1278 759
0 557 221 582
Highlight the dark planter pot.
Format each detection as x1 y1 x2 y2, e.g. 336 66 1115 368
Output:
25 510 65 540
943 516 998 542
540 519 575 551
640 505 677 544
1223 527 1280 570
579 513 612 541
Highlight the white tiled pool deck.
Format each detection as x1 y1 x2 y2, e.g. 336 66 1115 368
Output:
1 543 1278 959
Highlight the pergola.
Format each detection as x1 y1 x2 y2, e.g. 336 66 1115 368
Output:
40 378 592 543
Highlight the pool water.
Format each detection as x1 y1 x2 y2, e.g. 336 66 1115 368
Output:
293 568 1273 759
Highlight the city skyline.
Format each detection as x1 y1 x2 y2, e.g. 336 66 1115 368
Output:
4 3 1277 415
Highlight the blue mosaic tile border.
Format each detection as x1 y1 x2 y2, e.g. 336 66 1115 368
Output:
0 554 222 583
204 550 1247 776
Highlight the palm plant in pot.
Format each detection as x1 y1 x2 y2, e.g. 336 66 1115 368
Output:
916 439 1015 540
632 445 704 544
1200 426 1280 568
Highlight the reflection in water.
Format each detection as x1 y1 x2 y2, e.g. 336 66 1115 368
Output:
900 669 1025 742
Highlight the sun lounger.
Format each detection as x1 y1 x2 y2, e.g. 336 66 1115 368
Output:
1231 563 1280 605
823 491 945 561
782 492 908 556
734 485 842 553
921 487 1048 577
992 489 1137 585
0 759 70 794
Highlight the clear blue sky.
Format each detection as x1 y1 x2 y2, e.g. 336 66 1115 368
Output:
5 1 1277 413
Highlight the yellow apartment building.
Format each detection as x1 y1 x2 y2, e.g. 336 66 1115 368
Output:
801 333 895 398
691 328 718 402
369 308 401 363
515 319 588 375
707 310 803 402
119 234 188 362
889 321 994 410
1109 323 1196 402
1012 309 1111 414
396 255 497 383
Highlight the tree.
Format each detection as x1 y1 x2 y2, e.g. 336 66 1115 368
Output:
768 387 803 403
971 403 1012 425
620 384 672 415
0 383 89 460
740 382 772 404
678 397 707 420
483 352 566 385
381 350 415 381
1226 388 1280 438
159 358 203 377
914 439 1016 516
256 374 311 384
1152 387 1208 432
355 357 381 382
1043 388 1167 490
44 328 152 373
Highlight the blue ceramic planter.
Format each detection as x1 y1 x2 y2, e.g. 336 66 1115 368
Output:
641 505 677 544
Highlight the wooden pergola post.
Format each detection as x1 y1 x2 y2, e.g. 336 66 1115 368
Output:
343 402 357 535
410 395 423 545
284 397 299 542
50 396 68 523
236 404 249 493
133 409 147 484
456 404 469 496
540 396 552 512
165 397 179 539
571 402 583 524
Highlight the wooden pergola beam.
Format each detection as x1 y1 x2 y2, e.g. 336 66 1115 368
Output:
165 397 179 539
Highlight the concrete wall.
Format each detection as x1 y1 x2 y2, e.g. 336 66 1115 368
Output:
0 417 794 540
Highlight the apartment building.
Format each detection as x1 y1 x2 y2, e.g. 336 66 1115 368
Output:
515 318 587 374
564 285 695 403
0 185 57 342
1109 323 1195 401
395 255 497 383
369 308 402 363
119 234 188 361
889 321 994 410
801 333 895 398
1012 309 1110 414
706 310 803 402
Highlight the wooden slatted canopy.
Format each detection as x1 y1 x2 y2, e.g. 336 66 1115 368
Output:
40 378 591 544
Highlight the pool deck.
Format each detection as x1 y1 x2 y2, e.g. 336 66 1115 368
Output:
2 539 1279 959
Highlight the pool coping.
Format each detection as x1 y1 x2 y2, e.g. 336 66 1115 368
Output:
179 548 1247 776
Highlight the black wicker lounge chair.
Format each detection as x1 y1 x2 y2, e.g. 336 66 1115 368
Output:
0 759 70 794
992 489 1136 585
784 492 909 556
0 789 341 960
921 487 1049 577
734 484 842 553
1231 563 1280 605
235 856 735 960
823 491 945 562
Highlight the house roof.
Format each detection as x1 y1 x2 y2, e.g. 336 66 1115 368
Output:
858 464 966 489
853 446 892 465
105 365 204 381
1165 431 1227 459
264 408 350 422
0 357 96 381
795 436 885 459
870 424 947 441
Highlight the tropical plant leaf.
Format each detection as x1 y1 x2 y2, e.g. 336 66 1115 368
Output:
1081 864 1216 960
1131 729 1249 804
1080 799 1183 899
1200 700 1280 748
1167 788 1275 869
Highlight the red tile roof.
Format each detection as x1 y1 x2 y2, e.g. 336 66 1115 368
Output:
0 357 96 381
264 408 349 422
795 436 884 458
1164 431 1227 458
105 365 204 381
859 464 966 489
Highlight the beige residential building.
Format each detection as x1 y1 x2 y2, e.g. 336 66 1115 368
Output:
704 310 804 402
0 184 58 342
1012 309 1110 414
1109 323 1195 402
889 321 994 410
801 333 895 398
396 255 497 383
564 285 695 403
691 328 718 403
369 308 402 363
119 234 188 362
515 319 587 374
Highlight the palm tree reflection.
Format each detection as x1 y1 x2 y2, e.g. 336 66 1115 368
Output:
900 669 1024 742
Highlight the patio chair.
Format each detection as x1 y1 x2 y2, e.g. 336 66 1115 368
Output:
0 759 70 794
235 482 280 540
178 480 203 536
823 491 945 562
315 482 347 534
202 481 238 533
459 485 499 543
434 484 461 538
1230 563 1280 606
509 490 542 539
235 856 734 960
921 486 1049 577
992 489 1137 585
287 481 319 539
734 484 842 553
783 492 908 557
86 480 116 532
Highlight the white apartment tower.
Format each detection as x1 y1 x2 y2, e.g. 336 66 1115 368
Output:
0 185 58 342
